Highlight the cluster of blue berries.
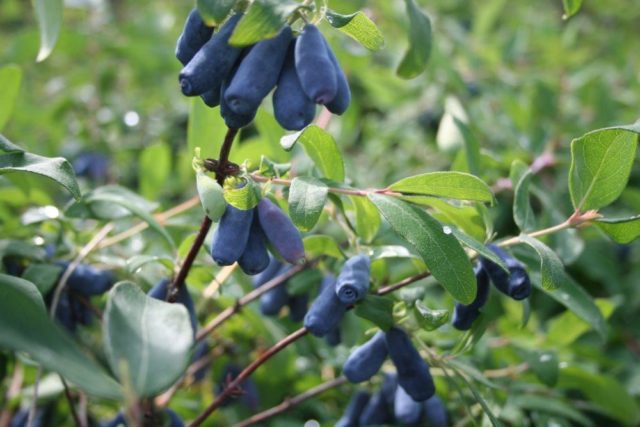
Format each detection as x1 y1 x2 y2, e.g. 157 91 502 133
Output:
452 244 532 330
337 374 448 426
176 9 350 130
210 198 305 275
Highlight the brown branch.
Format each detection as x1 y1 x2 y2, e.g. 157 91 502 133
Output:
188 327 309 427
168 127 239 301
61 377 86 427
233 377 348 427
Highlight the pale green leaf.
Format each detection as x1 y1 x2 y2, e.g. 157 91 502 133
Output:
288 176 328 231
0 64 22 131
510 160 535 231
103 282 193 397
562 0 583 19
325 10 384 51
397 0 432 79
350 196 381 243
595 215 640 244
569 123 640 211
354 295 394 331
32 0 63 62
280 125 345 182
187 99 227 163
303 235 344 259
519 234 565 290
197 0 235 25
139 142 171 200
389 171 493 203
229 0 300 46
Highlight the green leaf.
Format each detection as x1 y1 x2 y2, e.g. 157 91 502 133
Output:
139 142 171 200
447 363 504 427
0 136 81 200
66 185 156 220
0 134 24 153
103 282 193 398
187 99 227 162
509 394 594 427
561 0 583 19
32 0 63 61
288 177 328 231
223 177 261 210
510 160 535 231
389 171 493 203
0 64 22 131
197 0 235 25
412 300 449 331
350 196 381 243
531 272 607 339
547 298 615 345
407 196 486 241
85 191 175 250
21 264 63 296
354 295 394 331
449 228 509 274
0 274 121 398
0 240 46 261
280 125 345 182
519 235 565 290
453 118 481 176
559 366 640 426
569 123 640 211
229 0 300 46
126 255 174 274
396 0 432 79
303 235 344 259
595 215 640 244
325 10 384 51
523 350 559 387
369 194 476 304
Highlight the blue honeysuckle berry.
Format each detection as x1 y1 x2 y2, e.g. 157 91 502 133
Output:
238 212 270 275
294 25 338 104
481 244 532 300
175 8 213 66
423 395 448 427
210 204 254 266
335 254 371 305
303 275 346 337
257 198 305 265
148 279 197 336
452 263 490 331
394 385 423 424
336 390 371 427
342 331 388 383
385 327 435 402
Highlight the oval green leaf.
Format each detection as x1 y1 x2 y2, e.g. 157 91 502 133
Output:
288 176 328 231
389 171 493 203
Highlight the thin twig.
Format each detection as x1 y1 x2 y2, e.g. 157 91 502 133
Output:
234 377 348 427
61 377 85 427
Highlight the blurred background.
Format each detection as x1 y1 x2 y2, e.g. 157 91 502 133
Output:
1 0 639 425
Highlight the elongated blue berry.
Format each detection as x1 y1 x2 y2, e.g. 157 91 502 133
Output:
335 254 370 304
179 14 243 96
288 292 308 322
303 275 345 337
257 198 305 264
343 331 388 383
216 364 260 411
295 25 337 104
359 374 396 426
394 385 423 424
322 38 351 115
260 278 289 316
191 341 210 383
325 325 341 346
336 390 370 427
252 256 283 288
104 410 183 427
175 9 214 65
273 41 316 130
385 327 435 401
219 48 258 128
481 244 531 300
59 262 114 296
238 213 270 275
423 395 448 427
148 279 197 335
452 263 490 331
210 205 254 266
225 26 293 115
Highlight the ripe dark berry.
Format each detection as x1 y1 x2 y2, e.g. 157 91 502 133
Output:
423 395 448 427
252 256 283 289
322 37 351 115
273 41 316 130
256 198 305 264
179 13 243 96
224 26 293 115
481 244 532 300
210 205 254 266
260 278 289 316
220 49 258 129
452 263 490 331
303 275 346 337
238 213 270 275
336 390 370 427
385 327 435 401
335 254 371 305
60 262 115 297
288 292 308 322
394 385 423 424
175 8 214 66
325 326 341 346
343 331 388 383
359 374 396 426
295 25 338 104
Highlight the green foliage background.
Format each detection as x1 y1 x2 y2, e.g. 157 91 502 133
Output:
1 0 639 425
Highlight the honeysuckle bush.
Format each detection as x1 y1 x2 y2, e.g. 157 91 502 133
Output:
1 0 639 426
